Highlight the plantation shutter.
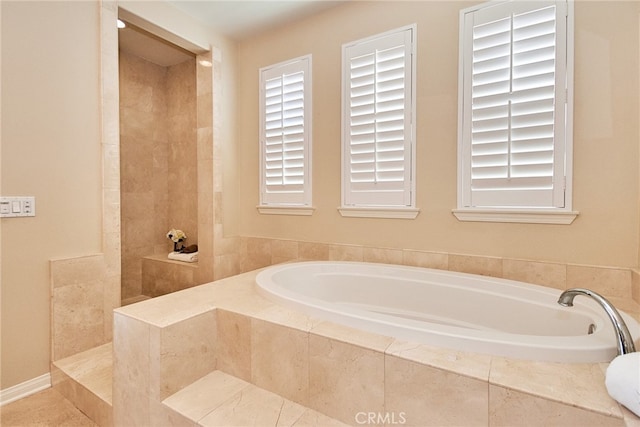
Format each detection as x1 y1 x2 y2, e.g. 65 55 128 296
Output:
342 27 414 207
260 56 311 206
460 1 568 208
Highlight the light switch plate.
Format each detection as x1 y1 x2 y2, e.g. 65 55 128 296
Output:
0 197 36 217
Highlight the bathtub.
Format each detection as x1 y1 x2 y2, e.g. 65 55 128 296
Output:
255 261 640 363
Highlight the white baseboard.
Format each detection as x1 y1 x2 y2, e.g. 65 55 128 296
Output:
0 373 51 406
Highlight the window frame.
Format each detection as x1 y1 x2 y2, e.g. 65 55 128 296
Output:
258 54 313 215
339 25 419 220
454 0 578 224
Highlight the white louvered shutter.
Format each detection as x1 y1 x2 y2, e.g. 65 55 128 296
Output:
460 1 569 208
260 56 311 206
342 27 415 207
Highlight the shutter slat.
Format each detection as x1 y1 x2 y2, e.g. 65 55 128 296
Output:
472 165 508 180
471 129 509 144
473 16 511 39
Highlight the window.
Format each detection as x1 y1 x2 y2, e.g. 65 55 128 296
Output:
456 1 577 224
259 55 313 215
340 26 418 219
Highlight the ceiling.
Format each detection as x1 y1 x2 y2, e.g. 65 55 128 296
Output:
118 1 347 67
167 1 348 40
119 24 194 67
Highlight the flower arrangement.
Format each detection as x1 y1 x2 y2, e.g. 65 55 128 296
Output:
166 229 187 252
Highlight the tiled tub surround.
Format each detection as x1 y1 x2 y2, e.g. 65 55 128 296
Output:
216 237 640 309
113 269 640 427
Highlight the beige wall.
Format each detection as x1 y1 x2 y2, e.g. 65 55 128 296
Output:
236 0 640 268
1 1 103 388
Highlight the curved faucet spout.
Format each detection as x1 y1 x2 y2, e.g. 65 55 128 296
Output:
557 288 636 356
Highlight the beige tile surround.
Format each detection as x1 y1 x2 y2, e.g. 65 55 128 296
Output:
50 254 110 361
113 269 639 427
224 237 640 314
119 40 204 301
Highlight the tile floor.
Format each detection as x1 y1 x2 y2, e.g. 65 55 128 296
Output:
0 388 96 426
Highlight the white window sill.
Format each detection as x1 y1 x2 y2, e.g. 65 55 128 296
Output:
452 209 579 225
338 206 420 219
257 205 315 216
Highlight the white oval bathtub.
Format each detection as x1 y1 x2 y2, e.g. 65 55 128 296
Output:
255 261 640 363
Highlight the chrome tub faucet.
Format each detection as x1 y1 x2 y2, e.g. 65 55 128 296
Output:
558 288 636 356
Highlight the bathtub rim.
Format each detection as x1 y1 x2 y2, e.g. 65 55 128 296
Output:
255 260 639 363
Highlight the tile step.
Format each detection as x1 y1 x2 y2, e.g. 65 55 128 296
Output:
52 343 113 426
53 342 113 405
162 370 348 427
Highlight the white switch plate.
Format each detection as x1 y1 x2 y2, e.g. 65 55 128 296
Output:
0 197 36 217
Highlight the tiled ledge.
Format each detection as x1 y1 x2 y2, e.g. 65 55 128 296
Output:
141 254 199 297
113 269 637 427
143 253 200 267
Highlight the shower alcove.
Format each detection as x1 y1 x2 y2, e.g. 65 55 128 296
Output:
118 19 213 303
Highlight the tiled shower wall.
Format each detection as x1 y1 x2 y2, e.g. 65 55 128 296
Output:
119 51 197 300
167 59 198 246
